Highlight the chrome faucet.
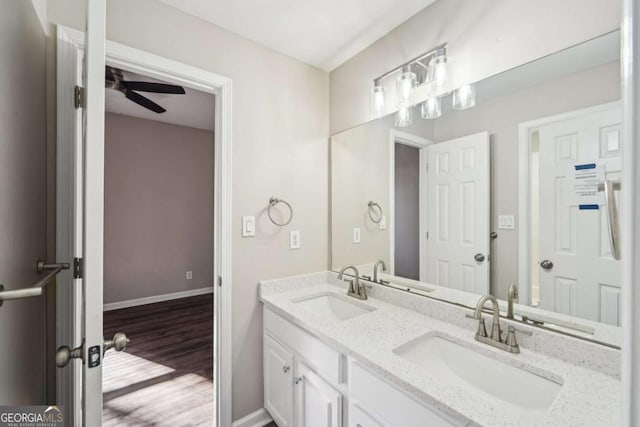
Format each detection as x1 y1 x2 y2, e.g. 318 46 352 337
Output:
507 284 518 319
373 260 387 283
467 294 532 354
338 265 369 300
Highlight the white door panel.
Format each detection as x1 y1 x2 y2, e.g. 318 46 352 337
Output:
537 106 622 325
427 132 490 294
296 361 342 427
264 334 295 427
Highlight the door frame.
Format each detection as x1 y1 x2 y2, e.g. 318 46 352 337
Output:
621 0 640 422
56 25 233 427
388 129 432 280
517 101 621 306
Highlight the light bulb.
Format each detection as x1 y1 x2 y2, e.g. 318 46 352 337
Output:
396 68 416 107
395 106 413 127
452 84 476 110
421 97 441 119
370 83 385 117
427 51 448 95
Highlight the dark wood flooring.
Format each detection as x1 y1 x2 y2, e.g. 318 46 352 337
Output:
103 294 214 426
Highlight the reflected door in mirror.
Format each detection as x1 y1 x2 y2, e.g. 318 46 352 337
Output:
536 105 622 325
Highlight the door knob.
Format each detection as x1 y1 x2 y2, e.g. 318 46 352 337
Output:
540 260 554 270
103 332 129 355
474 253 485 262
56 343 84 368
282 365 290 373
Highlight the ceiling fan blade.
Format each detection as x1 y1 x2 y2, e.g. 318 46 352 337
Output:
125 89 166 113
105 66 115 81
123 81 185 94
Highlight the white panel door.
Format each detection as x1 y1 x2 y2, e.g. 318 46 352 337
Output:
264 334 295 427
295 361 342 427
426 132 490 294
537 105 622 324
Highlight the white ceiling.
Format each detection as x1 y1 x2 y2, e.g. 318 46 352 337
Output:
105 69 215 131
156 0 437 71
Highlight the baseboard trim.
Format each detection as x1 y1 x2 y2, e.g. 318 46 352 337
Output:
232 408 273 427
103 287 214 311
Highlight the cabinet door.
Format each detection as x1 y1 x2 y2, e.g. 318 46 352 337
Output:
295 361 342 427
264 334 294 427
349 402 386 427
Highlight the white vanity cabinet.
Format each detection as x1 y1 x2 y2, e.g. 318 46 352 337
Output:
264 309 344 427
263 308 456 427
264 334 295 427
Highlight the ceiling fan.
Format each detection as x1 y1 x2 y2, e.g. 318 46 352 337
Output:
105 66 185 113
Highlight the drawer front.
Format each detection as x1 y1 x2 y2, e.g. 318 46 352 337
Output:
264 308 342 385
349 360 456 427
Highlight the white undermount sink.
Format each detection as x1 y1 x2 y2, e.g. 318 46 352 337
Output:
292 292 375 321
394 334 562 412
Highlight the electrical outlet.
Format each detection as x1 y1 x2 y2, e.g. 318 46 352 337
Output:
379 215 387 230
186 271 193 280
290 230 301 250
353 227 361 244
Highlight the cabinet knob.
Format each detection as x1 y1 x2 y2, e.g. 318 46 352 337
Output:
282 365 290 373
294 377 302 385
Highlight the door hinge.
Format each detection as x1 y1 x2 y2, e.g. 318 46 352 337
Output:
217 276 222 287
74 85 85 109
73 257 84 279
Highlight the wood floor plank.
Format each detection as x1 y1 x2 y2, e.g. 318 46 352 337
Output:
103 294 214 426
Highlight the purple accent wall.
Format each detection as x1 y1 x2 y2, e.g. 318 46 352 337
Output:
104 113 214 304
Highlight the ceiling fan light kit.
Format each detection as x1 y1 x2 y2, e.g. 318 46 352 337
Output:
105 66 186 113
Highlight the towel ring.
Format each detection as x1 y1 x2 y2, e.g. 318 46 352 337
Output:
368 201 383 224
268 197 293 226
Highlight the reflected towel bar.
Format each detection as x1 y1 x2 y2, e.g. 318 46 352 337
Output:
0 261 70 306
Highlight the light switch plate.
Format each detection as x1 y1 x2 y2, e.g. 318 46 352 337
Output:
353 227 361 244
290 230 301 249
379 215 386 230
498 215 515 230
242 216 256 237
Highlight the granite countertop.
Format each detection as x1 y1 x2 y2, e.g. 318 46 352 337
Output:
259 278 620 427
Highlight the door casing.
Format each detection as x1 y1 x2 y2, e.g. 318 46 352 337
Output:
56 24 233 427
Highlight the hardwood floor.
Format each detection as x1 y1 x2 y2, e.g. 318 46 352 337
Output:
103 294 214 426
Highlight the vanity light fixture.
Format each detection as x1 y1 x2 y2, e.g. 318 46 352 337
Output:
452 83 477 110
370 78 385 117
421 97 442 119
396 65 417 107
395 105 413 127
370 43 448 118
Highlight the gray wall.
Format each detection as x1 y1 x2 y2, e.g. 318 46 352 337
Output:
47 0 329 419
330 0 620 134
331 115 432 272
104 113 214 304
394 144 420 280
0 1 48 404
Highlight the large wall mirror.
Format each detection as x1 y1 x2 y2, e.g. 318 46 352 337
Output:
330 31 622 347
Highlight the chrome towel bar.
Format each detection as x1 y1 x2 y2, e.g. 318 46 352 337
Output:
0 260 70 307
